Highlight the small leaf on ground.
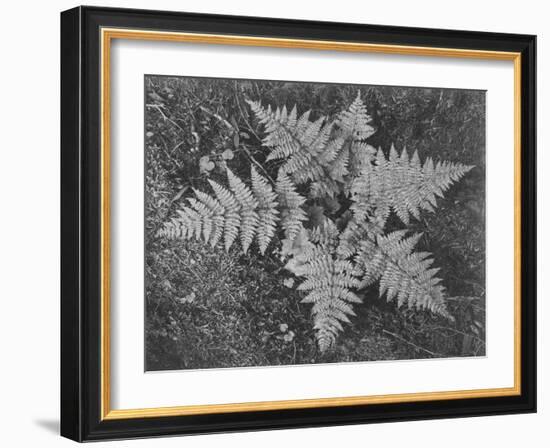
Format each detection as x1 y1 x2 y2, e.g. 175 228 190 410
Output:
176 292 196 304
222 148 234 160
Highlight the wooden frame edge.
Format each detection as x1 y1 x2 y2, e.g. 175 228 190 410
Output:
99 27 523 421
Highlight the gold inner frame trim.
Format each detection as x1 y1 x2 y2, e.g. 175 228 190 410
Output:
100 27 522 421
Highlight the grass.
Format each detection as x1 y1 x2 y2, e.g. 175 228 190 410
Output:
144 76 486 371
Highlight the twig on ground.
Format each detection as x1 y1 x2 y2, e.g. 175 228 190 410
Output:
382 329 441 357
428 325 486 346
171 252 206 286
199 105 234 130
146 103 185 133
157 135 184 172
170 140 187 155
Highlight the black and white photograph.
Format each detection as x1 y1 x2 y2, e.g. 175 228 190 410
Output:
144 76 486 371
0 0 542 444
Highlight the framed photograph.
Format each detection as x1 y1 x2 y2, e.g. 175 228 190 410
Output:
60 6 536 442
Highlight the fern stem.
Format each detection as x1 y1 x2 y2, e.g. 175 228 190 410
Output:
146 103 185 134
241 144 276 185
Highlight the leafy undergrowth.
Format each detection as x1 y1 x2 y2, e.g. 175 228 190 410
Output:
146 236 484 370
145 239 397 370
144 76 485 371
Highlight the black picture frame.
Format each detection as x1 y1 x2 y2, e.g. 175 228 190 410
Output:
61 5 536 442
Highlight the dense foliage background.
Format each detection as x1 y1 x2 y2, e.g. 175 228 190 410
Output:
144 75 486 371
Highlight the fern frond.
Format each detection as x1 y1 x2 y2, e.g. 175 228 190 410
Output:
226 169 259 253
349 141 377 177
276 172 308 241
351 145 473 227
159 189 226 247
208 179 242 251
248 100 343 197
162 167 280 254
337 92 376 177
328 145 350 182
280 118 333 182
251 166 279 254
293 235 362 352
308 136 347 198
337 92 375 142
336 217 383 260
281 222 362 351
247 100 304 161
188 191 225 245
163 167 310 254
308 219 339 251
355 229 452 319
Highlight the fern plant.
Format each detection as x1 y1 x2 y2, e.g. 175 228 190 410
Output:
160 93 473 352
